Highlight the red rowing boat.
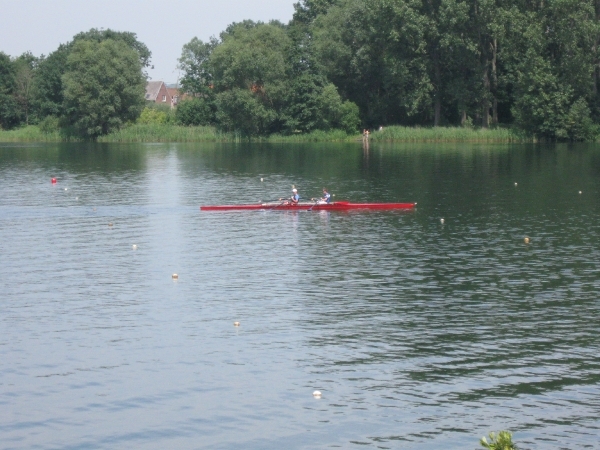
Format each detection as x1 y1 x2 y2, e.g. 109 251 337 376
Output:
200 201 416 211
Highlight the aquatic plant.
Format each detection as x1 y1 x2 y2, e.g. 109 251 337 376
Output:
480 431 518 450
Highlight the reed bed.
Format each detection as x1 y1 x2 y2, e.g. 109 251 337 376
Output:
369 125 528 143
97 124 228 142
263 129 354 142
0 125 66 142
1 124 533 143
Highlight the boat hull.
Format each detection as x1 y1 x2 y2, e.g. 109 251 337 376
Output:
200 201 416 211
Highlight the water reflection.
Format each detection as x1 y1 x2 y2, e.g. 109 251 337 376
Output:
1 142 599 449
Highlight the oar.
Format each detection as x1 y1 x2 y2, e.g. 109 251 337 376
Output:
269 199 288 210
307 198 321 211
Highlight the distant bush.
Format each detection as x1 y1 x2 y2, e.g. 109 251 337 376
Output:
38 115 60 134
338 101 360 134
318 84 360 134
566 98 599 142
175 98 215 126
137 107 168 125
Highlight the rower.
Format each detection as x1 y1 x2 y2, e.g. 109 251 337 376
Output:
281 188 300 205
320 188 331 204
289 188 300 205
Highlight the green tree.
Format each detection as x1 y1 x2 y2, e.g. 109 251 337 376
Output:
33 29 151 122
215 88 278 135
210 22 290 135
72 28 152 69
13 52 38 124
312 0 432 127
175 98 215 126
0 52 19 129
507 1 599 139
292 0 339 25
172 0 600 139
178 37 218 96
33 44 70 118
511 50 571 139
566 97 599 141
137 107 168 124
61 39 146 139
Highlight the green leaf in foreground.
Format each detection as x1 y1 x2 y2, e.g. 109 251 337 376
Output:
480 430 518 450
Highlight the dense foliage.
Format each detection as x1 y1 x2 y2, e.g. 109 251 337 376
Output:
0 29 150 139
4 1 600 140
300 0 600 140
0 52 20 129
178 21 360 136
61 39 146 139
171 0 600 140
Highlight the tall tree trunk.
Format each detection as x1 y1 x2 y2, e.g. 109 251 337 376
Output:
594 1 600 96
481 60 490 128
433 47 442 126
491 38 498 126
476 1 490 128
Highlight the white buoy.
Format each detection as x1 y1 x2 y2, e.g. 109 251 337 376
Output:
75 197 78 200
313 390 322 398
260 177 264 182
132 244 137 250
524 237 530 244
234 321 240 327
64 188 68 191
108 222 113 227
440 218 445 224
579 191 582 194
172 273 178 280
514 182 518 186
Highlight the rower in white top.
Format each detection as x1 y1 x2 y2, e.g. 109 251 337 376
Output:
318 188 331 204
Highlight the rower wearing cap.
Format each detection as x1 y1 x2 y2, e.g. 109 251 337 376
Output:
289 188 300 205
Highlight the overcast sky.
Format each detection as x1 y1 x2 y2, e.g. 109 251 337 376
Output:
0 0 296 84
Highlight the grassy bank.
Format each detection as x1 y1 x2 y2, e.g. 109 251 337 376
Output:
1 123 530 143
370 125 528 143
0 124 358 143
97 124 225 142
0 125 66 142
99 125 357 143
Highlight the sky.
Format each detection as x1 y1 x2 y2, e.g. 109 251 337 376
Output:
0 0 296 84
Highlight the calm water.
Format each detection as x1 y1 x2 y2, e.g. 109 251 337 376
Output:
1 142 600 450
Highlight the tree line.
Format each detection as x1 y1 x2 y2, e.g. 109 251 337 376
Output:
0 29 149 139
2 0 600 140
177 0 600 140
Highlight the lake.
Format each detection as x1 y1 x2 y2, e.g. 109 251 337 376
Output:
1 141 599 449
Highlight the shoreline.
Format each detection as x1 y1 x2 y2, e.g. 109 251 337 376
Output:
0 124 532 144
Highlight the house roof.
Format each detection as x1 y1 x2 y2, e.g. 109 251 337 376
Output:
145 81 165 101
167 88 180 99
